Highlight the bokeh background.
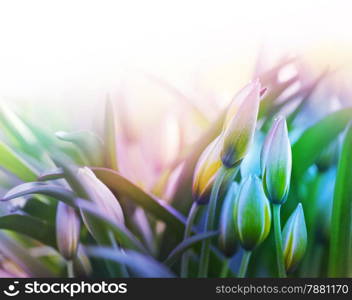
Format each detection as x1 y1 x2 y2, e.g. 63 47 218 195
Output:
0 0 351 123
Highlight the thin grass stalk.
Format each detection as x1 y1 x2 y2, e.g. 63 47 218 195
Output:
180 202 199 278
67 260 74 278
198 166 231 277
272 204 286 277
220 258 230 278
238 251 252 278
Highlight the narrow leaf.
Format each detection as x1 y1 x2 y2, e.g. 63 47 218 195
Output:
164 231 218 267
329 123 352 277
1 182 77 207
104 99 119 171
0 141 38 181
0 214 56 247
292 108 352 179
92 167 186 236
86 246 175 278
0 231 55 277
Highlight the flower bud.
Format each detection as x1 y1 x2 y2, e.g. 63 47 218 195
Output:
234 175 271 251
192 136 222 204
282 203 307 273
219 182 239 257
56 202 80 260
220 80 261 168
77 167 125 225
261 116 291 204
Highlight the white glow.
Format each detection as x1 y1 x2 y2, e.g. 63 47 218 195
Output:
0 0 351 111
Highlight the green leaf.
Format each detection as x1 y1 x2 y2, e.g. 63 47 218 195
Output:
1 182 77 207
38 168 65 181
92 167 186 236
86 246 175 277
22 197 57 224
329 123 352 277
0 104 41 155
0 214 56 247
292 108 352 180
0 231 55 277
104 99 119 171
1 182 148 253
56 130 104 166
0 140 38 181
171 112 225 214
164 231 218 267
75 199 148 253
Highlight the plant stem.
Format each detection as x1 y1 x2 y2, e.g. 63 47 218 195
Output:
220 258 229 278
272 203 287 278
108 231 129 277
238 251 251 278
180 202 199 278
67 260 74 278
198 166 227 277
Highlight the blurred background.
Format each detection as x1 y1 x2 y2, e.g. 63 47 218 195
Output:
0 0 351 130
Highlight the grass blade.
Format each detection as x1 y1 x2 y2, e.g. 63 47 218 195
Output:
164 231 218 267
86 246 175 278
92 167 186 236
104 99 119 171
1 182 77 207
328 123 352 277
0 141 38 181
292 108 352 179
75 199 148 253
0 231 55 277
0 214 56 247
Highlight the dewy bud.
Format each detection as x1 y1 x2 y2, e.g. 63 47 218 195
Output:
219 182 239 257
56 202 80 260
192 136 222 204
282 203 307 273
220 80 262 168
234 175 271 251
261 116 292 204
77 167 125 225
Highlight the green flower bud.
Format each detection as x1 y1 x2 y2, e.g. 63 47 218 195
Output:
192 136 222 204
220 80 261 168
56 202 80 260
261 116 291 204
234 175 271 251
219 182 239 257
282 203 307 273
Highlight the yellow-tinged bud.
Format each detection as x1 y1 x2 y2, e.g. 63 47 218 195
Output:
192 136 222 204
221 80 262 168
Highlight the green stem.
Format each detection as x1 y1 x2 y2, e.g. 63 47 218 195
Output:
198 166 227 277
238 251 251 278
181 202 199 278
220 258 229 278
67 260 74 278
272 204 287 278
108 231 129 277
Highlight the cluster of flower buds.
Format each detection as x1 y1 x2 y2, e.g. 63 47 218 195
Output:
192 80 262 204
